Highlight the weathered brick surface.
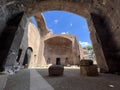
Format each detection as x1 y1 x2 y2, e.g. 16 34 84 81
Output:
44 34 81 66
20 21 40 68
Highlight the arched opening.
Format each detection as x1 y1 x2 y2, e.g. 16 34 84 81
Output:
31 10 104 70
32 4 110 72
29 1 95 68
43 10 93 59
44 36 74 66
23 47 33 68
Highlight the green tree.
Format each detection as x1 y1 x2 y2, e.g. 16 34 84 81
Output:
86 46 93 50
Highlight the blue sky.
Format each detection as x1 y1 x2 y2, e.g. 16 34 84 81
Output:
31 11 92 47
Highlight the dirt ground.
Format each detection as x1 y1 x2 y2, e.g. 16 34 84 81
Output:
37 67 120 90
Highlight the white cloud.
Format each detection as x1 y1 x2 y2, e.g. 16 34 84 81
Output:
54 19 58 24
70 23 73 26
61 32 69 34
49 28 53 33
79 41 90 47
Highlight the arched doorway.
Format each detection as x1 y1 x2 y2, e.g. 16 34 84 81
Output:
23 47 33 68
16 49 22 62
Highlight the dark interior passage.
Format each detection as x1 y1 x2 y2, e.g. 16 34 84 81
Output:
56 58 61 65
0 12 24 72
16 49 22 62
23 48 33 68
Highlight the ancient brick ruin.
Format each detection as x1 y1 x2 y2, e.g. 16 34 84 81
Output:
0 0 120 73
43 34 82 66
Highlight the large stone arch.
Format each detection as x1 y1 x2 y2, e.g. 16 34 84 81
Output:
32 1 108 72
30 0 91 18
32 0 120 73
33 0 92 36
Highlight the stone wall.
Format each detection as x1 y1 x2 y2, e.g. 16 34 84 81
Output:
43 34 81 66
5 13 27 66
19 20 40 68
0 11 27 71
90 0 120 72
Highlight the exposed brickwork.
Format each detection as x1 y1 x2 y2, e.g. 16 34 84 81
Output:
20 21 40 68
43 34 82 66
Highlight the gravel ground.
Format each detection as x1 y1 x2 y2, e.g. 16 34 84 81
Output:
37 67 120 90
4 69 30 90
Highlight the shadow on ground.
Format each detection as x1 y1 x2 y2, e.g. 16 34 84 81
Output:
37 67 120 90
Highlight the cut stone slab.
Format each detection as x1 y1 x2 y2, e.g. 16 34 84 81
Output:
30 69 54 90
80 65 98 76
48 65 64 76
80 59 93 66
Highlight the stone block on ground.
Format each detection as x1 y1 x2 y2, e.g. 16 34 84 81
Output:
80 65 98 76
80 59 93 66
48 65 64 76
